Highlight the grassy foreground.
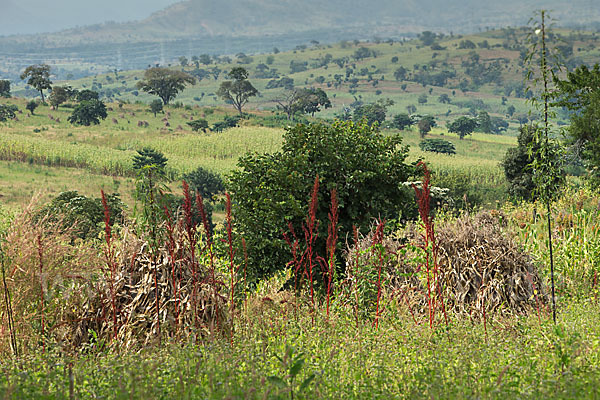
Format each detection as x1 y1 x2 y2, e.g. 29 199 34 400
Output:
1 301 599 399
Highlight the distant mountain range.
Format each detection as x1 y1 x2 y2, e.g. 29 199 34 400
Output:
2 0 599 46
1 0 599 79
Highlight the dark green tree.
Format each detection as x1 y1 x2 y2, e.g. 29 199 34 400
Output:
149 99 163 117
20 64 52 102
417 118 432 138
133 148 168 174
183 166 224 201
298 88 331 116
76 89 99 101
0 80 10 98
26 100 38 115
48 86 69 109
419 138 456 154
187 119 209 132
502 125 539 200
554 63 600 184
448 116 478 139
228 120 416 280
217 67 258 115
0 104 17 121
353 102 389 126
68 99 108 126
37 191 124 240
137 67 196 105
392 113 415 130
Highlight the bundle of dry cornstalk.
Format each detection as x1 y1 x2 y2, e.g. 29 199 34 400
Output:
347 211 547 318
62 227 229 350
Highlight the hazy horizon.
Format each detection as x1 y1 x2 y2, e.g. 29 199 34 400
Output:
0 0 181 36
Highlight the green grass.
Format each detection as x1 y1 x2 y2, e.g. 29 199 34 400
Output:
1 301 599 399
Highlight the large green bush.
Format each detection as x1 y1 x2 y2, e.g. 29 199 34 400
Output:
227 120 416 281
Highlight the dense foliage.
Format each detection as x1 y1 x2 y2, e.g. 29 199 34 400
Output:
554 63 600 185
419 138 456 155
37 190 123 240
228 120 415 280
68 99 108 126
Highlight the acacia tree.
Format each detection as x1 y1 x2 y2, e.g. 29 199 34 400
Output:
137 67 196 105
20 64 52 102
68 99 108 126
0 80 10 98
217 67 258 115
447 116 478 139
49 86 70 109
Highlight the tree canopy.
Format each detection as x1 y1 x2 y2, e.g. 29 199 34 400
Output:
447 116 478 139
68 99 108 126
554 63 600 185
20 64 52 102
217 67 258 115
137 68 196 105
0 80 10 98
227 120 416 280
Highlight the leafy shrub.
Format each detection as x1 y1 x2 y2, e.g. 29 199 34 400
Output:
182 166 224 201
68 99 107 126
0 104 18 121
212 115 242 132
187 119 209 132
227 120 416 280
419 139 456 155
37 191 124 240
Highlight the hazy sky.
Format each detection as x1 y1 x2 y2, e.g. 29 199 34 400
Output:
0 0 181 35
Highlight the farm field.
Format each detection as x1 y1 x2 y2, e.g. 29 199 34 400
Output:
2 19 600 400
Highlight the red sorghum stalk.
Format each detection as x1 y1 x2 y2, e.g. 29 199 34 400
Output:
283 222 304 294
225 193 240 342
101 190 119 340
325 189 339 318
353 225 360 328
164 205 179 334
197 192 220 334
182 181 199 328
371 220 385 329
412 162 448 328
302 176 320 311
1 252 18 357
36 233 45 353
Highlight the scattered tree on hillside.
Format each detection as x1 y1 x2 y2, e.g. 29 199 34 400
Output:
48 86 69 109
26 100 38 115
438 93 451 104
0 104 17 121
353 101 390 127
417 118 432 138
392 113 415 130
68 99 108 126
298 88 331 116
394 66 408 81
419 138 456 155
20 64 52 102
149 99 163 117
217 67 258 115
0 80 10 98
77 89 99 101
187 119 209 132
182 166 224 201
137 67 196 105
448 116 478 139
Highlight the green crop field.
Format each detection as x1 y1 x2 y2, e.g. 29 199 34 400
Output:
1 23 600 400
